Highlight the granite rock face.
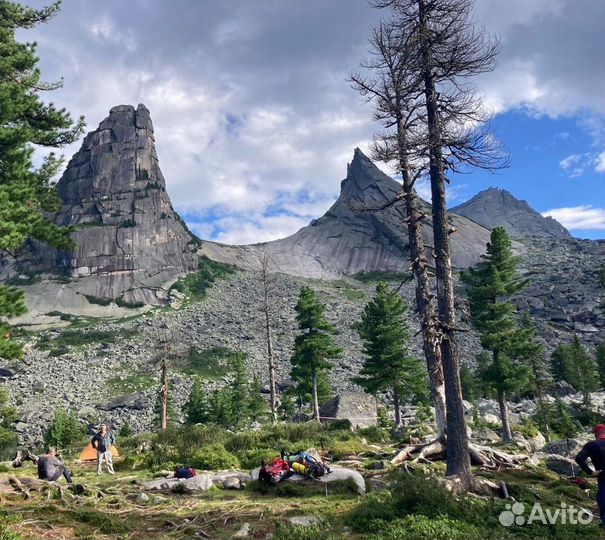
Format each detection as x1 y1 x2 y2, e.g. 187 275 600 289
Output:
451 187 571 239
31 104 198 305
202 149 498 278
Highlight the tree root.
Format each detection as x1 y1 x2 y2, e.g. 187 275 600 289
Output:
391 439 528 469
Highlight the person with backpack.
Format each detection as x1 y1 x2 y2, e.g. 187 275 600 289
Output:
575 424 605 527
91 423 116 475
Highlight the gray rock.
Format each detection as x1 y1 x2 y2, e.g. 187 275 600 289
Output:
553 381 576 397
201 148 498 278
142 474 214 492
450 187 571 239
234 523 250 538
135 492 150 504
26 103 198 306
545 455 580 476
98 393 150 411
223 476 244 490
542 439 584 458
319 392 377 428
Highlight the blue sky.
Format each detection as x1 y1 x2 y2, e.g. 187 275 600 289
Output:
22 0 605 243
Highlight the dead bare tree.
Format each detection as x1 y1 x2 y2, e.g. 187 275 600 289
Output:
350 20 447 439
155 327 184 432
358 0 509 489
259 251 278 421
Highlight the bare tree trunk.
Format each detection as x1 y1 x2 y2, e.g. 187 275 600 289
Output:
418 0 472 486
260 254 278 421
398 139 447 439
312 367 321 422
498 389 513 443
393 386 402 427
161 356 168 432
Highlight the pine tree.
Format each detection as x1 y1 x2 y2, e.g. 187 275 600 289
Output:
290 286 341 421
184 376 211 425
459 365 480 402
229 352 250 428
596 342 605 390
248 376 267 422
515 313 552 439
0 1 85 359
0 386 17 450
462 227 531 442
550 344 569 383
565 335 599 405
44 408 85 450
355 282 427 426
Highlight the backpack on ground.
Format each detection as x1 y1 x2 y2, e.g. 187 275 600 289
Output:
174 466 197 479
259 458 291 485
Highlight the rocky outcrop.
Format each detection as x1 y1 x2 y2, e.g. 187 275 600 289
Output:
450 187 571 239
319 392 378 429
28 104 198 305
202 149 499 278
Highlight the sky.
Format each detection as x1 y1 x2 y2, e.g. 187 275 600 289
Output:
20 0 605 242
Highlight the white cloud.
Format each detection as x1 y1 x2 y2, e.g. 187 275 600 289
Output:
559 154 581 171
542 206 605 230
20 0 605 244
594 151 605 174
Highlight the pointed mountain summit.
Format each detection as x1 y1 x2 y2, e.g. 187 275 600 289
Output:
30 104 198 305
203 149 495 277
450 187 571 239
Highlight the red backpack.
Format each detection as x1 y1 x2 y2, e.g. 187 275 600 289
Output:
258 458 291 485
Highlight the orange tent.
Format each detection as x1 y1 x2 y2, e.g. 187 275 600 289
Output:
78 443 119 462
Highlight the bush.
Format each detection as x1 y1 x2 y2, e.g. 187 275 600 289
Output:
274 519 330 540
44 409 86 451
329 439 367 460
190 444 239 470
238 448 279 469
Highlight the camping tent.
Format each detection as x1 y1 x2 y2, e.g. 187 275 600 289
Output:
78 442 119 462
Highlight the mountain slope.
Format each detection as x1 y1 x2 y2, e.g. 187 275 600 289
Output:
202 149 497 278
450 187 571 239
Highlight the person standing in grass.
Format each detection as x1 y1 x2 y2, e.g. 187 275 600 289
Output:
92 423 115 475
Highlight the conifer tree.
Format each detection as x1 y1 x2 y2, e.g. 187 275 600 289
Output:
550 344 569 383
462 227 531 442
355 281 427 426
459 365 480 402
184 377 211 425
0 0 85 359
0 386 17 450
248 376 267 422
565 335 599 405
290 286 341 421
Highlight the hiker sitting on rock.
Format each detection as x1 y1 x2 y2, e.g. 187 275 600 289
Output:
37 447 73 484
575 424 605 527
92 423 115 475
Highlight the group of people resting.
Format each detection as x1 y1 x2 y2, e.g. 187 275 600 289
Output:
37 423 116 484
26 421 605 527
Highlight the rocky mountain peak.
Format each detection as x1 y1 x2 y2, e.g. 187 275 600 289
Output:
340 148 399 204
29 103 198 305
451 187 571 239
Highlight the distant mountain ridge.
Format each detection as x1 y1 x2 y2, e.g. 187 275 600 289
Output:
202 148 496 277
450 187 571 239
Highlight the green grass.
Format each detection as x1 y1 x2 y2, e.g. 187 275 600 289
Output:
107 369 155 394
178 346 240 378
331 279 367 301
171 255 237 303
37 327 138 356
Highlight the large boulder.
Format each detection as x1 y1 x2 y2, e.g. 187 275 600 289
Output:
319 393 377 429
251 465 366 495
542 439 585 458
141 471 251 493
545 455 580 476
98 393 150 411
